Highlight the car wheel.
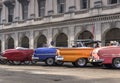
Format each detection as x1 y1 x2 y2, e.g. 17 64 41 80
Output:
31 60 38 64
24 61 30 65
112 58 120 69
75 58 87 67
13 61 21 65
55 61 64 66
0 60 8 64
45 58 55 66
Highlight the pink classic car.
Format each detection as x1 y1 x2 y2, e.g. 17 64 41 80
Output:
89 46 120 68
0 47 35 65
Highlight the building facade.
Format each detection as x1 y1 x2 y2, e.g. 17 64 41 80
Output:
0 0 120 52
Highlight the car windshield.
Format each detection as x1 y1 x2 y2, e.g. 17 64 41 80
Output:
71 39 101 48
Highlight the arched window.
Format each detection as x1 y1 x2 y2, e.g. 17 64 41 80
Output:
105 28 120 45
55 33 68 47
8 37 14 49
37 35 47 47
21 36 29 48
78 30 93 39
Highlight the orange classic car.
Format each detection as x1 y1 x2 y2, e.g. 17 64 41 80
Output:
55 40 99 67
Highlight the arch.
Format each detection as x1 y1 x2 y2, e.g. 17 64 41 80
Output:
55 33 68 47
7 37 14 49
21 36 29 48
104 28 120 45
35 34 47 48
77 30 93 40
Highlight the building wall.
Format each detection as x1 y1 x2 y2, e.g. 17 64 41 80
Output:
0 0 120 51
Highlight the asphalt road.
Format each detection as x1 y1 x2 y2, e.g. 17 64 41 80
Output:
0 63 120 83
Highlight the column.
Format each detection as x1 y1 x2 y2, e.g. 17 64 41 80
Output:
34 0 38 18
47 28 53 47
94 22 102 45
53 0 57 15
29 0 35 18
45 0 54 16
14 32 19 48
1 34 5 51
29 30 34 49
68 26 75 47
75 0 80 11
1 5 7 23
14 0 20 21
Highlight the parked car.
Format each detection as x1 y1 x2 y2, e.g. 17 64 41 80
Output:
33 47 63 66
55 39 99 67
89 46 120 68
0 47 34 65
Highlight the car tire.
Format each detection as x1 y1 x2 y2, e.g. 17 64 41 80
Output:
24 61 30 65
45 58 55 66
112 58 120 69
13 61 21 65
31 60 38 64
75 58 87 67
55 61 64 66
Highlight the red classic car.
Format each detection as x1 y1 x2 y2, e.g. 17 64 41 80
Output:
0 47 35 65
89 46 120 68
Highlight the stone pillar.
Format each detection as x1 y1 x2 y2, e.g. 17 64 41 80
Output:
68 26 75 47
35 0 38 18
94 22 102 45
1 5 7 23
14 0 19 21
75 0 80 11
29 30 34 49
53 0 57 15
19 2 22 20
45 0 54 16
47 28 53 47
29 0 35 18
14 32 19 48
1 34 5 51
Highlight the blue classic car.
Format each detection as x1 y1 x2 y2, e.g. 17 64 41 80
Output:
33 47 63 66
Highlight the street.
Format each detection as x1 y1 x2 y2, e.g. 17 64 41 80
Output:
0 63 120 83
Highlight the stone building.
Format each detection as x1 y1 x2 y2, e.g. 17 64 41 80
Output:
0 0 120 52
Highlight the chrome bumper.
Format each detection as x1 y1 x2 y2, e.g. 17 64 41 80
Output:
0 56 7 60
55 56 64 61
89 58 104 63
32 57 39 60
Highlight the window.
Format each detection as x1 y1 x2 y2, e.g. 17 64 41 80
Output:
57 0 65 13
8 6 14 22
21 1 29 20
80 0 89 9
108 0 117 4
38 0 46 17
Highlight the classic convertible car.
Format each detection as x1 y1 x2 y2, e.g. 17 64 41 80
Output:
89 46 120 68
0 47 34 65
33 47 63 66
55 39 98 67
